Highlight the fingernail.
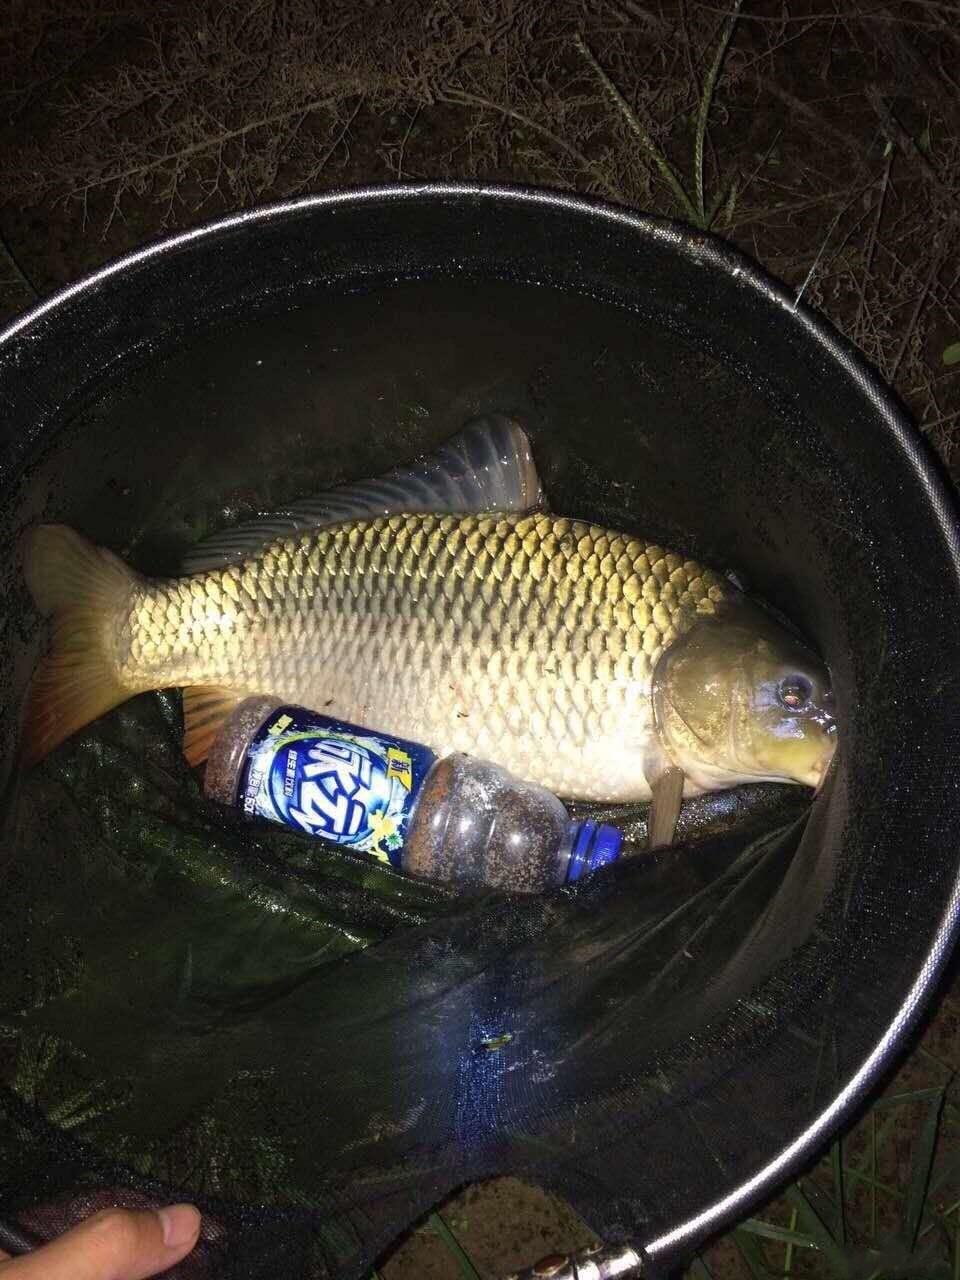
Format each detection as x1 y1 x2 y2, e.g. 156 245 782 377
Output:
158 1204 201 1249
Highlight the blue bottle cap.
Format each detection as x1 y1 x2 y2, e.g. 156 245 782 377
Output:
564 821 623 883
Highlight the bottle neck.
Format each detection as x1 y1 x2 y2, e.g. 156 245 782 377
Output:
563 821 623 883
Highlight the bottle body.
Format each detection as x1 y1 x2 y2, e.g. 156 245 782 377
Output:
403 752 572 892
204 696 436 868
205 698 621 891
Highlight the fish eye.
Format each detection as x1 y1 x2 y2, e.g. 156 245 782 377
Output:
778 674 814 712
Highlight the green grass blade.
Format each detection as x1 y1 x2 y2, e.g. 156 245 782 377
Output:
902 1089 946 1251
832 1138 846 1246
873 1087 946 1110
931 1200 960 1225
871 1108 878 1239
845 1166 959 1247
573 32 700 225
739 1219 817 1249
732 1227 772 1279
918 1044 955 1078
428 1212 484 1280
785 1184 851 1278
785 1206 799 1276
929 1147 960 1198
689 1256 714 1279
844 1167 903 1201
851 1107 907 1180
705 173 738 231
694 0 743 223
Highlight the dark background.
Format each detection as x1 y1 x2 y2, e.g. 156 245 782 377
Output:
1 2 958 1277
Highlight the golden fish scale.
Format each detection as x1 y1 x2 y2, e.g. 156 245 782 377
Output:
119 513 727 801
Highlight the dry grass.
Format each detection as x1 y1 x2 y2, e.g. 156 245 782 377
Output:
1 1 958 467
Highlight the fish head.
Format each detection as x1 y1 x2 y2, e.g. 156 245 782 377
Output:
652 602 836 791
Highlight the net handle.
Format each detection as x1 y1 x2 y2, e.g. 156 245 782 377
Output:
505 1242 643 1280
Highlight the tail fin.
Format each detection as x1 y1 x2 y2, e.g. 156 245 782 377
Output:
21 524 139 766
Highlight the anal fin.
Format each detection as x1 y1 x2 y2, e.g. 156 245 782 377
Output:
182 686 245 767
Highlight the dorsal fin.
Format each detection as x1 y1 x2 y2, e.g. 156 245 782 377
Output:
181 414 544 574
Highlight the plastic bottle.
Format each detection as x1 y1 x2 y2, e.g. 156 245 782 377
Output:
204 697 622 893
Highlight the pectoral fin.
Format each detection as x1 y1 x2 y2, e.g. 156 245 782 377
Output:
647 767 684 850
644 742 684 850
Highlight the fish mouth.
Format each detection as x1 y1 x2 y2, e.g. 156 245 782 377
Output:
664 692 839 794
802 762 825 790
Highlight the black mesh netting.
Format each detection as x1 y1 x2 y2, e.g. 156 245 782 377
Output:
1 187 959 1279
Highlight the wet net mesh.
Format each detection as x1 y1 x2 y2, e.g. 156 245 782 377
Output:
1 190 959 1279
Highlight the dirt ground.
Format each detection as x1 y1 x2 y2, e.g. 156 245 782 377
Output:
1 1 959 1277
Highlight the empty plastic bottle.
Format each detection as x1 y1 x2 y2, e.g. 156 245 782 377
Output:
204 697 622 892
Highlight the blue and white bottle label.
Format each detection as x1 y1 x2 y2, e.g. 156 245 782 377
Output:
238 706 437 867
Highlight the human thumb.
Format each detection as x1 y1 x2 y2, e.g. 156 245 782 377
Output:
0 1204 201 1280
